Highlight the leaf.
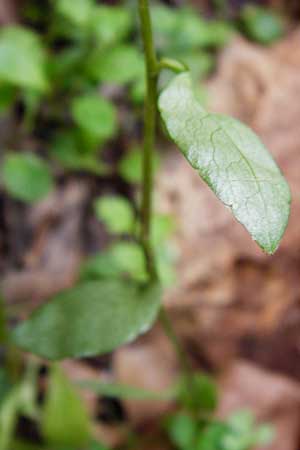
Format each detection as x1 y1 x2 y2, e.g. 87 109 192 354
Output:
94 195 135 234
87 45 144 85
220 410 274 450
50 131 107 174
2 153 54 203
241 5 284 45
152 6 231 54
90 5 132 45
0 386 20 450
78 380 174 401
0 26 47 91
166 412 198 450
71 94 117 141
159 73 290 254
12 280 161 360
79 242 148 283
196 422 228 450
79 253 121 281
118 147 160 184
42 365 90 447
179 374 218 414
0 84 15 114
55 0 94 27
152 214 176 246
109 242 148 282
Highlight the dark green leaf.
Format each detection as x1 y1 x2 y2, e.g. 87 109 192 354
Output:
94 195 134 234
159 73 290 254
50 131 107 174
2 153 54 203
0 26 47 91
12 280 161 359
0 369 11 404
0 386 20 450
71 94 117 141
42 365 90 447
0 84 16 114
178 374 218 413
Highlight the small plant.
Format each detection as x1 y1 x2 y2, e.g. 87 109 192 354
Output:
0 0 291 448
10 0 290 357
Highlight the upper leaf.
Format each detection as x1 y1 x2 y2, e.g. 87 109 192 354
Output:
159 73 290 254
12 280 161 360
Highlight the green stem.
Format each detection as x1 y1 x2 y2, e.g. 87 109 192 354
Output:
0 294 21 382
138 0 158 280
159 309 192 376
138 0 193 381
159 57 188 74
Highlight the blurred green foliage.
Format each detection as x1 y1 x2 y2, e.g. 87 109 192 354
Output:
240 5 284 45
166 409 273 450
41 365 91 447
0 0 234 201
2 153 54 203
0 1 283 448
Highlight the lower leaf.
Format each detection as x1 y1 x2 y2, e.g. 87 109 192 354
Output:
11 280 161 360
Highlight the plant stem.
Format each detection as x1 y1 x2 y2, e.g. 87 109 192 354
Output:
138 0 193 380
138 0 158 280
0 294 21 382
159 308 192 376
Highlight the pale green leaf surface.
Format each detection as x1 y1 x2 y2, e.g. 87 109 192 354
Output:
79 242 148 283
0 27 47 91
90 5 132 45
159 73 290 254
12 280 161 360
94 195 134 234
42 365 90 447
2 153 54 203
71 94 117 141
55 0 94 27
88 45 144 85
